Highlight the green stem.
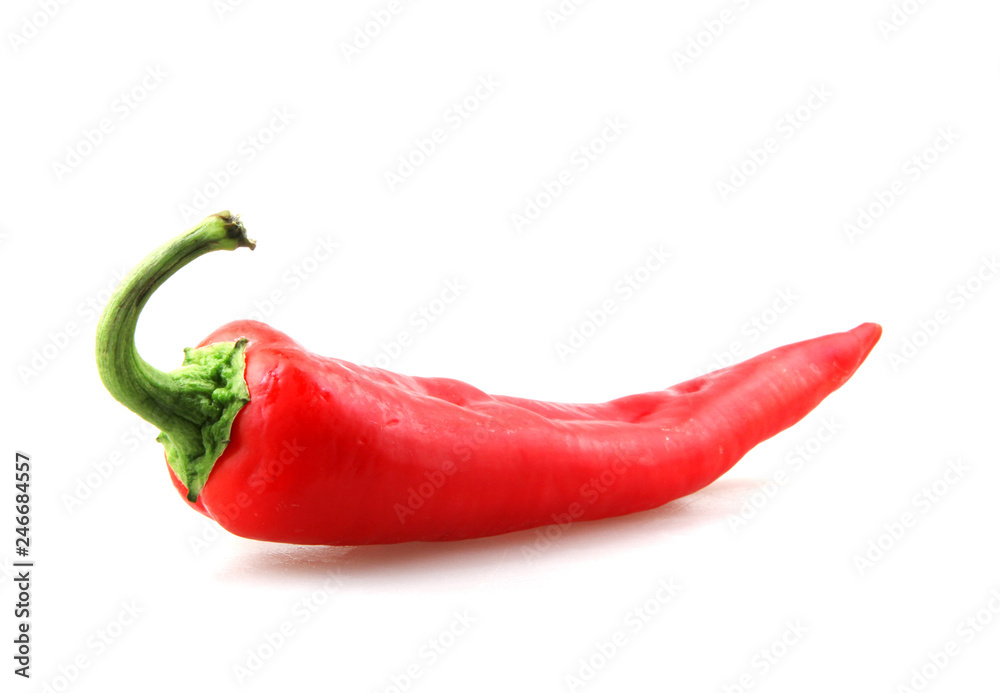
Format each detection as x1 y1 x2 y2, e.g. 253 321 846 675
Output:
95 211 255 500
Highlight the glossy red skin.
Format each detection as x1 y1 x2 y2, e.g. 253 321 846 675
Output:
167 322 881 545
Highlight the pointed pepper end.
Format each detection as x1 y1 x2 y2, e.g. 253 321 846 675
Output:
836 322 882 381
851 322 882 362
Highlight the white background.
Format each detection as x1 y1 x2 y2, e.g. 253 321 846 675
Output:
2 1 999 691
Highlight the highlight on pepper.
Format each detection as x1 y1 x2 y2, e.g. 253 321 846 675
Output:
96 212 881 546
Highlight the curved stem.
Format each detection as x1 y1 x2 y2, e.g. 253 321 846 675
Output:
96 211 255 499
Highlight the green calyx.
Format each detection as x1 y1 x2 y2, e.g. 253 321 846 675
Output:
95 212 255 501
156 339 249 500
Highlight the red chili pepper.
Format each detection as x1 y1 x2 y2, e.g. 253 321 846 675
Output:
96 213 880 545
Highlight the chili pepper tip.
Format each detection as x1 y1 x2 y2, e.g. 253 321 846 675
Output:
851 322 882 356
